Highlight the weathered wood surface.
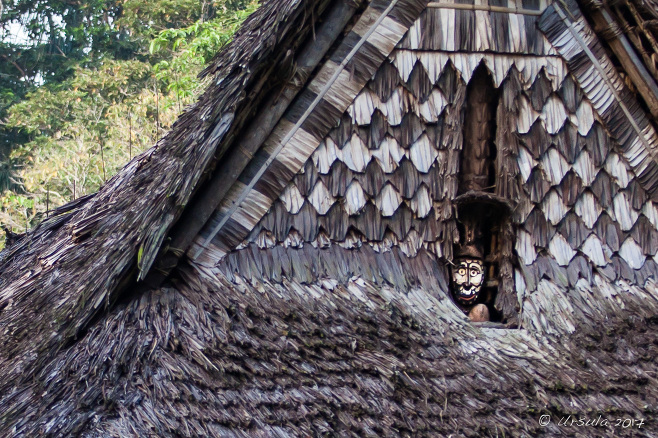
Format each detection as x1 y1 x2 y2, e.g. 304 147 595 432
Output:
580 2 658 119
580 0 658 96
191 0 430 263
540 0 658 199
3 1 658 436
460 65 496 192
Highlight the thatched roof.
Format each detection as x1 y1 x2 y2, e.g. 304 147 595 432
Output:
0 0 337 382
2 0 658 436
5 260 658 436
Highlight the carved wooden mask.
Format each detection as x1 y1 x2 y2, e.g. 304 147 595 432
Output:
451 257 485 305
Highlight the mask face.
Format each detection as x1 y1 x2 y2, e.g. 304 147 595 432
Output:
451 258 485 304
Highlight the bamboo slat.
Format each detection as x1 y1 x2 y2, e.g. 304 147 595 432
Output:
573 191 601 229
540 147 570 186
580 234 608 267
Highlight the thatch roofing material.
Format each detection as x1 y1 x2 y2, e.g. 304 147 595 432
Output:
540 0 658 198
4 258 657 436
399 1 553 54
3 0 658 436
0 0 338 414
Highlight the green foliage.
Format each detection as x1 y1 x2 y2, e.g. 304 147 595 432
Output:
0 0 258 240
8 60 151 140
3 61 182 229
150 2 256 60
150 1 257 101
121 0 204 37
1 0 134 85
0 0 137 193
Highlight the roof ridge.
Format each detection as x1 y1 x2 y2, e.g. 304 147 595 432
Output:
185 0 431 268
0 0 337 375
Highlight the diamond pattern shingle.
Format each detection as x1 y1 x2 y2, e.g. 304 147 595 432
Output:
227 47 658 291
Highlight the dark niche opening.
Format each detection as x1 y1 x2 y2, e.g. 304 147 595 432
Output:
451 193 514 324
459 63 499 194
449 63 517 326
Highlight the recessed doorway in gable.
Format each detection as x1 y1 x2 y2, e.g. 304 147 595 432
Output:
450 63 517 326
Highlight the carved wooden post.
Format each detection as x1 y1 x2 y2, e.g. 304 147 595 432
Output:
460 65 497 194
451 63 519 324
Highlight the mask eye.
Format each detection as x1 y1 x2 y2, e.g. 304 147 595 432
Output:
458 268 466 276
470 268 479 276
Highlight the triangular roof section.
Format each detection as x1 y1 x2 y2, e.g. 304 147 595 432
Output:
539 0 658 195
167 0 430 270
4 0 658 435
183 0 658 271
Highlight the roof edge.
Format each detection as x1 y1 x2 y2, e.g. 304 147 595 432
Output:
141 0 363 288
540 0 658 199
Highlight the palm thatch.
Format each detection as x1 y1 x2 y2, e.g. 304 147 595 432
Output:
0 0 337 386
2 0 658 436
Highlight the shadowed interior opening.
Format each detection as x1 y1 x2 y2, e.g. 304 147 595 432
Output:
451 63 511 324
459 63 499 194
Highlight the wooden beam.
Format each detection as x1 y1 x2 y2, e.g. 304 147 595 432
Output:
193 0 404 259
616 2 658 82
426 3 545 15
587 3 658 118
141 0 360 288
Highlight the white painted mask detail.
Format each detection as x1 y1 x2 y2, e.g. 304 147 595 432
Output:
452 258 484 304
